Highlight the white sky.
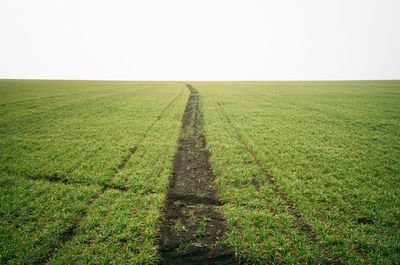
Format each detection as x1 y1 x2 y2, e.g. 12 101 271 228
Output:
0 0 399 80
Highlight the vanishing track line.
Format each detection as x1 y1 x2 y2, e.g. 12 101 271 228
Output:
37 88 184 265
120 89 184 190
159 85 237 265
120 88 183 172
217 102 341 264
6 174 126 192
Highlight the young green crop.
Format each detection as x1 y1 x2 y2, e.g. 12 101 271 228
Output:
0 175 99 264
2 80 399 264
0 80 184 186
50 87 188 264
0 80 188 264
195 81 400 264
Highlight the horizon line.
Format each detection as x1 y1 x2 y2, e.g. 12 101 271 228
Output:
1 78 399 82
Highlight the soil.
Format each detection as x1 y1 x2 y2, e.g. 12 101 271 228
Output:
159 84 237 265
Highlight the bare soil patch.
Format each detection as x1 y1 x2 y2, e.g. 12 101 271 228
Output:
159 85 236 265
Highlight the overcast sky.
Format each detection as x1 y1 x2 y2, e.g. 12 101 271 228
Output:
0 0 399 80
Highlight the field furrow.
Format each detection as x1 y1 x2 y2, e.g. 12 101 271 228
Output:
159 84 236 264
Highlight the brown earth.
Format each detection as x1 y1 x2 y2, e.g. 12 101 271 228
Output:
159 84 237 265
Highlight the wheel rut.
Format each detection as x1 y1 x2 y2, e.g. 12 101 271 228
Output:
159 84 237 265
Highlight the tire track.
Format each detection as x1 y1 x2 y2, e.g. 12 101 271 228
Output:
159 85 237 265
61 86 169 180
2 173 126 192
217 102 341 264
38 88 184 265
120 88 184 190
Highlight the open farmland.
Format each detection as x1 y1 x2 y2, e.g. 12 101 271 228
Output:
195 81 400 264
1 80 399 264
0 80 188 264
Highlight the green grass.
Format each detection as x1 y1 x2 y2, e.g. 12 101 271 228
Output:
49 191 165 264
0 80 188 264
0 175 98 264
50 84 188 264
0 80 186 185
1 80 399 264
195 81 400 264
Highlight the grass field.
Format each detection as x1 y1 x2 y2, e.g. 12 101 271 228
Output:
1 80 399 264
195 81 400 264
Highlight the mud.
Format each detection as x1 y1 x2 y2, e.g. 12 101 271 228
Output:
159 85 237 265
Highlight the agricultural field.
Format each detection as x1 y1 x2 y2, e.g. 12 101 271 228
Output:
0 80 188 264
195 81 400 264
0 80 399 264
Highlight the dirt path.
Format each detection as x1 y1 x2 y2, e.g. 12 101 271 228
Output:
159 84 236 265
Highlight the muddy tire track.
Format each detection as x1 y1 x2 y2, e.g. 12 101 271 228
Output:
37 88 184 265
159 85 237 265
217 102 341 264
